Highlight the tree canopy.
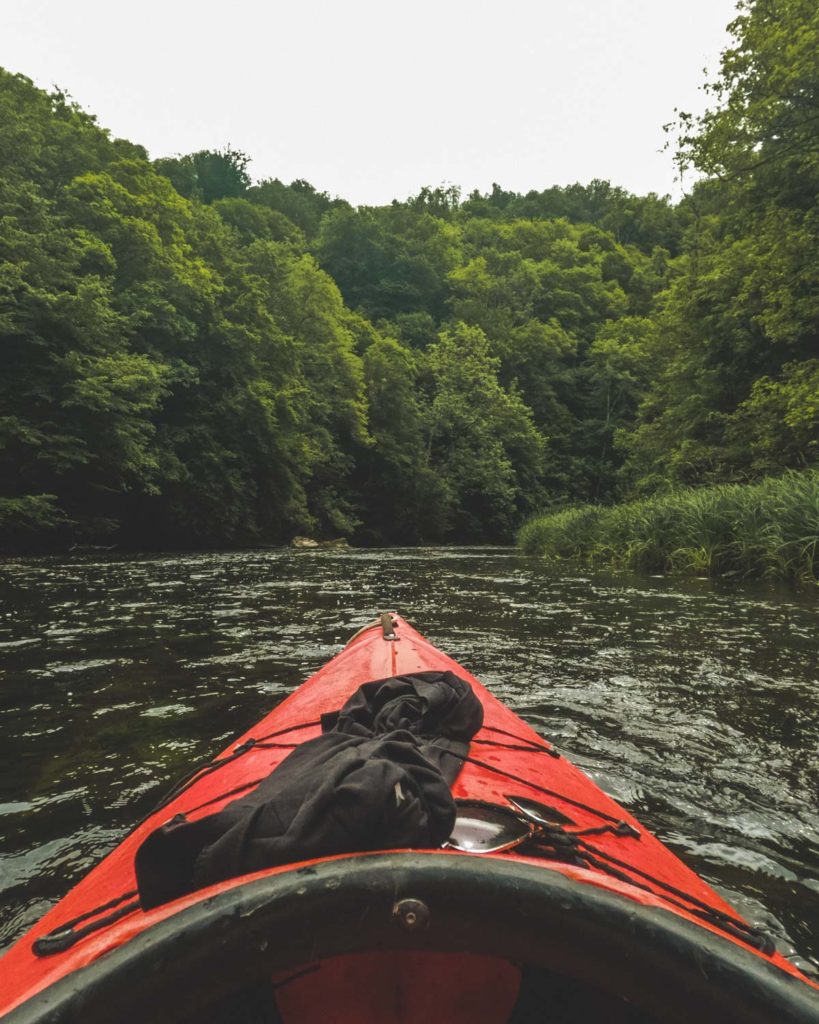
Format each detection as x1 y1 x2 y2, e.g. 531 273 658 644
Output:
1 0 817 551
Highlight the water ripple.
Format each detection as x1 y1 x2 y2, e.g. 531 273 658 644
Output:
0 547 816 972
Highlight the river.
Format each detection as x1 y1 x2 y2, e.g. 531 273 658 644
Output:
0 547 817 974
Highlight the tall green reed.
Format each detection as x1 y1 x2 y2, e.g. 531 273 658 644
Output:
517 470 819 585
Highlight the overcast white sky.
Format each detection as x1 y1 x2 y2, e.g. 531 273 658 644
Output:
2 0 738 205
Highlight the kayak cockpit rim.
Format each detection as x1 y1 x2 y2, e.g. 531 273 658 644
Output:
5 852 819 1024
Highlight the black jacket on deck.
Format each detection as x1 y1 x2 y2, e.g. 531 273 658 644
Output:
136 670 483 909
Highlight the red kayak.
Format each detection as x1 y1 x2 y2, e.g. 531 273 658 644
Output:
1 614 817 1023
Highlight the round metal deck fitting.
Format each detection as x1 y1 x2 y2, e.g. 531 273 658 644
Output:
393 898 430 931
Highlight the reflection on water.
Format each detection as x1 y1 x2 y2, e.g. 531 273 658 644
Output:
0 548 817 972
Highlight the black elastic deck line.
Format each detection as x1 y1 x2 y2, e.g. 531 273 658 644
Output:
33 899 141 956
457 753 621 825
145 720 322 819
472 738 559 755
480 724 560 758
145 744 256 816
574 840 773 949
32 723 322 959
525 824 775 955
252 720 322 744
183 776 268 816
159 744 303 820
574 846 774 954
38 889 138 934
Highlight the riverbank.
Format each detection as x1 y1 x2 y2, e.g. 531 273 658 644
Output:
518 470 819 586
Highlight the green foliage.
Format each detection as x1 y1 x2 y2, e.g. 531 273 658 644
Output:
460 180 685 256
518 0 818 576
427 323 545 539
445 217 658 500
2 0 817 566
674 0 819 197
211 197 305 246
354 337 448 543
726 360 819 474
315 204 460 321
0 494 66 546
154 146 251 203
518 471 819 586
0 71 366 550
248 178 349 237
622 0 819 493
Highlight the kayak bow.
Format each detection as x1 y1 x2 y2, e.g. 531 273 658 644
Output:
1 614 817 1023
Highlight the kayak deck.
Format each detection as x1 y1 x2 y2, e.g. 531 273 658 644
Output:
0 614 816 1023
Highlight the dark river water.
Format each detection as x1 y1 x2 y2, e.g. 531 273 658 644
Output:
1 547 817 975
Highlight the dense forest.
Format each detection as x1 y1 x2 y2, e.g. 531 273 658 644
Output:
1 0 816 553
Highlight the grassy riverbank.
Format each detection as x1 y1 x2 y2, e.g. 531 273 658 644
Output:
518 471 819 585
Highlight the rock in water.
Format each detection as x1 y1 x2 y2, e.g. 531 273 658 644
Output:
291 536 319 549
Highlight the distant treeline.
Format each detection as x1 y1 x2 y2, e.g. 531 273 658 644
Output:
1 0 816 552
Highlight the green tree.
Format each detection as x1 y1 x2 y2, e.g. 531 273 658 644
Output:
622 0 819 491
0 72 370 550
154 146 251 203
316 204 460 322
427 323 544 540
354 337 449 543
725 360 819 473
248 178 349 237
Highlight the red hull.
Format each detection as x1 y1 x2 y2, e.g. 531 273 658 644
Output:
1 615 816 1021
